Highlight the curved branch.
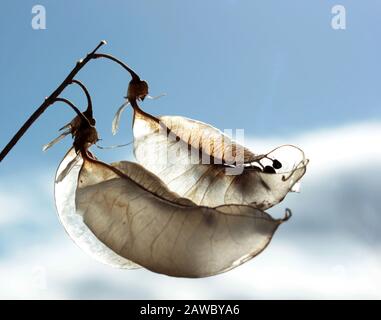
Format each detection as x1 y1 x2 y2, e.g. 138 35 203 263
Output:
70 79 93 118
92 53 140 80
52 98 90 125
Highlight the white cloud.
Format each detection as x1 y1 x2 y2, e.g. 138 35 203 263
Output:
247 121 381 174
0 121 381 299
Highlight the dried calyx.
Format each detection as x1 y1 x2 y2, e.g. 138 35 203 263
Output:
44 96 98 155
72 116 99 154
38 96 98 159
126 78 149 101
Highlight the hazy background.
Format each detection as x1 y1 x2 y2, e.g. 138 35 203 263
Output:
0 0 380 299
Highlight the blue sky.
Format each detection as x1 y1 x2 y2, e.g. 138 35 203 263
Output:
0 1 381 299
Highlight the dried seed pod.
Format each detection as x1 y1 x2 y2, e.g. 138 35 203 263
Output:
132 107 308 209
55 148 290 278
55 149 140 269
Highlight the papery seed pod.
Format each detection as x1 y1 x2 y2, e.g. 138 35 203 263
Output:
131 106 308 209
55 148 290 278
55 149 141 269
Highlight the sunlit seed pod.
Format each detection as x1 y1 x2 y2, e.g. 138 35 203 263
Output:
55 148 289 278
131 107 308 209
55 149 140 269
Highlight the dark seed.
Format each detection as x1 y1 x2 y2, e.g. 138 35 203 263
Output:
272 159 282 169
264 166 276 174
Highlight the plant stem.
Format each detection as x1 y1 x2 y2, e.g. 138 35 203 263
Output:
92 53 140 80
70 79 93 118
52 98 90 124
0 40 106 163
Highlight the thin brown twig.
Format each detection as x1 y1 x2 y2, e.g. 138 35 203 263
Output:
92 53 140 80
52 97 90 125
69 79 93 118
0 40 106 163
